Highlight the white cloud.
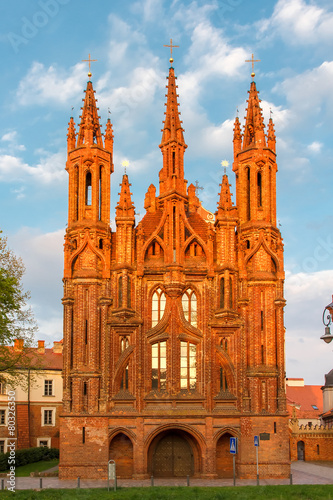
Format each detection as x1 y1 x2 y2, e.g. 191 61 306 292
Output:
285 268 333 383
308 141 323 153
16 62 87 107
257 0 333 45
0 150 66 184
9 228 64 340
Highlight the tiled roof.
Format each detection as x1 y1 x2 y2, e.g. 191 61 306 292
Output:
186 212 208 242
286 384 323 419
140 210 163 240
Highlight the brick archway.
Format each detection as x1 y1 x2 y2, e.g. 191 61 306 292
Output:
148 429 200 477
216 432 234 478
109 433 133 478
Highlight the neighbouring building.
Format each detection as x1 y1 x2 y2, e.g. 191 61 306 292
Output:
287 375 333 461
59 57 290 479
0 339 63 453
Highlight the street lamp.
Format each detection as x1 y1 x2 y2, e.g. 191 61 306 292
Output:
321 302 333 344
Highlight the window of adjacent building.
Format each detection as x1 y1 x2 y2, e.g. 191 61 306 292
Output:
152 341 166 391
152 288 166 327
44 380 53 396
39 440 49 448
182 290 197 328
0 410 5 425
0 440 5 453
312 405 318 410
180 341 196 390
43 409 53 426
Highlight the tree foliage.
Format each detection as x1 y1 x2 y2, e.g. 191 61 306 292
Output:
0 233 38 384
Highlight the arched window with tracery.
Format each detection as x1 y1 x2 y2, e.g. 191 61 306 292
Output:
182 290 197 328
151 288 166 327
120 336 129 352
180 341 197 390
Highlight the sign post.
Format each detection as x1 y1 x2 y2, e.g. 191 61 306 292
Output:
229 437 238 486
254 435 259 485
108 460 116 492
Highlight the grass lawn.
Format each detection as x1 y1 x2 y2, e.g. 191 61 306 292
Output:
0 485 333 499
3 459 59 477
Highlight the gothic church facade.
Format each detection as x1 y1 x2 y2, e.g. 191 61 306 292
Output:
59 58 290 479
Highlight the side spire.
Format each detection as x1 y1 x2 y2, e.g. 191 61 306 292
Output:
216 174 235 216
77 81 103 147
116 174 135 218
67 117 76 152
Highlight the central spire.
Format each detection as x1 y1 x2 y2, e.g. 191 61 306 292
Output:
77 81 103 147
159 62 187 196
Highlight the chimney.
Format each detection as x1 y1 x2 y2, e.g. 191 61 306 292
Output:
53 341 63 354
37 340 45 354
14 339 24 351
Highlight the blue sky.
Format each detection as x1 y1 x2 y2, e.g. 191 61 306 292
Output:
1 0 333 384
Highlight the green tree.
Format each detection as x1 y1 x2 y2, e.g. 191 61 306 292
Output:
0 233 38 385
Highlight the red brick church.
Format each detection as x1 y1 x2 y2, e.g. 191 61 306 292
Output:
59 55 290 479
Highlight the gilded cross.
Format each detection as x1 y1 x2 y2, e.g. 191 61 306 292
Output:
245 53 260 79
164 38 179 61
82 54 97 77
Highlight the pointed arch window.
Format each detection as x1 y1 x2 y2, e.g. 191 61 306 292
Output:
118 276 123 308
151 288 166 327
99 165 102 220
120 336 129 352
182 290 197 327
220 278 225 309
120 365 129 390
220 366 228 392
85 171 92 206
257 171 262 207
151 341 167 391
180 341 197 390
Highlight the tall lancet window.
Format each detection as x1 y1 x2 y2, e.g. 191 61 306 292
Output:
151 341 167 391
85 171 92 206
180 341 197 390
151 288 166 327
257 171 262 207
182 290 197 327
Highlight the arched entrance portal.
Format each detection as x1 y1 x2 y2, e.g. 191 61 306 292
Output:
109 433 133 478
149 430 197 477
216 433 234 478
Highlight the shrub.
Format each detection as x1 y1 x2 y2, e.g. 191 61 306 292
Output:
0 447 59 472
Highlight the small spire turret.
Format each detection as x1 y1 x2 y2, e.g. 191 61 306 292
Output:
233 116 242 159
67 117 76 152
216 174 235 217
267 117 276 153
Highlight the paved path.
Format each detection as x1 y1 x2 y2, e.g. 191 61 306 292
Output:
2 461 333 490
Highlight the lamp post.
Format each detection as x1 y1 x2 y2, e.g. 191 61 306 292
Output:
321 302 333 344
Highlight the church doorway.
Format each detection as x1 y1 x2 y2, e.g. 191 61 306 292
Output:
150 430 195 477
109 433 133 478
216 432 234 478
297 441 305 461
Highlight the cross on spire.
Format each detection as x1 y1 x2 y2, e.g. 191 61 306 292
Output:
82 53 97 78
195 180 204 198
245 53 260 79
164 38 179 64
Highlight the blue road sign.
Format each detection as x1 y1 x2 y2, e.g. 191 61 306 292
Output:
230 437 237 454
254 435 259 447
